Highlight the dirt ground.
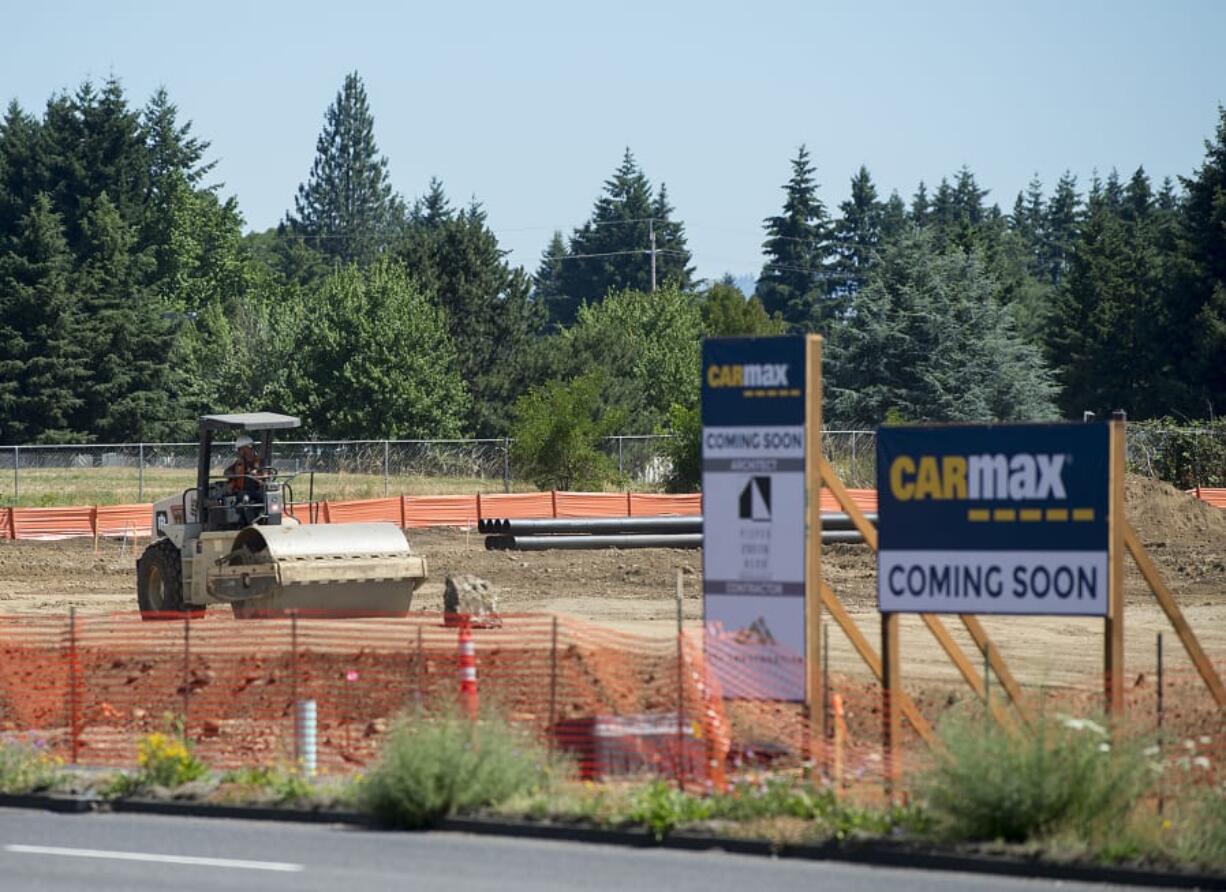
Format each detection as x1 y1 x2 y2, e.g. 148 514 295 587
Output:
1 475 1223 696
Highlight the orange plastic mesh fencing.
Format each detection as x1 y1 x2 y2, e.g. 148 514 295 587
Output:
0 488 893 540
1192 487 1226 508
476 493 554 519
0 612 730 786
630 493 703 516
3 608 1217 793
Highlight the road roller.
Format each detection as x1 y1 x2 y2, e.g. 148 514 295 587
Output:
136 412 427 619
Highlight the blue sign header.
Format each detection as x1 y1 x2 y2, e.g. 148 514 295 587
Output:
701 336 806 428
877 423 1109 552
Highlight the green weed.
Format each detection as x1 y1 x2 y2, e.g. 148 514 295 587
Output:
918 711 1152 843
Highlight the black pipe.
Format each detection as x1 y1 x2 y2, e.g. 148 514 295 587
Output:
477 512 877 536
484 529 865 551
486 533 704 550
485 516 702 535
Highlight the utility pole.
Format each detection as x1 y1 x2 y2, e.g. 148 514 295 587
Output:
649 218 657 292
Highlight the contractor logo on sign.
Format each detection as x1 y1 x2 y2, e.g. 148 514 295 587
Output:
877 424 1109 617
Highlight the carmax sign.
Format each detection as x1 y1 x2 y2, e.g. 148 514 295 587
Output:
876 424 1110 616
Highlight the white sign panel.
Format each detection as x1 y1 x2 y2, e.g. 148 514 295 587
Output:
702 337 808 701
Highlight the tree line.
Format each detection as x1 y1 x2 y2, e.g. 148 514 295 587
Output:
0 71 1223 458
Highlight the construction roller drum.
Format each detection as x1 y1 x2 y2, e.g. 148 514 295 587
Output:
209 522 427 618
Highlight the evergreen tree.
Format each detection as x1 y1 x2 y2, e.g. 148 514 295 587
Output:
1172 106 1226 413
73 192 173 440
880 190 908 243
827 231 1057 426
756 145 832 328
831 165 883 296
284 72 404 266
411 177 452 229
395 187 545 436
558 149 693 310
0 194 88 441
1009 175 1046 277
1041 172 1081 286
532 230 571 326
910 181 930 227
1046 167 1175 417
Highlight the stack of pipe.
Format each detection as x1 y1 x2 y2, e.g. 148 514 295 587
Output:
480 513 878 551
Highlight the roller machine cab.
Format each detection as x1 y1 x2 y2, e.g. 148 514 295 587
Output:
137 412 427 619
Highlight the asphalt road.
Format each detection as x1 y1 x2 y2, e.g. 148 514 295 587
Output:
0 808 1121 891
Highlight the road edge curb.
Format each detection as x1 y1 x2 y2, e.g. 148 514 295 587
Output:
0 794 1221 889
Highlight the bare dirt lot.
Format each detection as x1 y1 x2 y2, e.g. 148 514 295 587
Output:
1 475 1223 695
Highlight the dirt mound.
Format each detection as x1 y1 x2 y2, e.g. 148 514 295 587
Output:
1126 473 1226 548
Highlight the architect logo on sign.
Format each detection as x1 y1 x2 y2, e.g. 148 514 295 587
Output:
739 476 772 521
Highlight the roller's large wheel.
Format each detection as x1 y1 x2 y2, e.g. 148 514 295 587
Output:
137 539 189 620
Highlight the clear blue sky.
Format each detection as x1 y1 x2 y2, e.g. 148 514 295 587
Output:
5 0 1224 283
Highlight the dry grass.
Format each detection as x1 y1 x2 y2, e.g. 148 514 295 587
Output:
1 466 536 508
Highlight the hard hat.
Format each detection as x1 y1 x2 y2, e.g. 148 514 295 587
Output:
235 434 254 449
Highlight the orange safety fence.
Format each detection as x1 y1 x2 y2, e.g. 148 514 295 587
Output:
1192 487 1226 509
0 488 880 541
0 610 1222 793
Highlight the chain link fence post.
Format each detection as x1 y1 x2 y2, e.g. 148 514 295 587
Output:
12 445 18 501
138 442 145 501
383 440 390 497
502 437 510 494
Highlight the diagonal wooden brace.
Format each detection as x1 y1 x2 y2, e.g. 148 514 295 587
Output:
1125 522 1226 708
820 456 1030 729
820 581 937 747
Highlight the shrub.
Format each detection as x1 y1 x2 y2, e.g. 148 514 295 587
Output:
358 709 551 828
0 738 61 794
509 371 625 491
136 731 207 788
661 404 699 493
918 712 1151 843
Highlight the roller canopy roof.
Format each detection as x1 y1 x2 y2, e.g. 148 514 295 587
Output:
198 413 301 431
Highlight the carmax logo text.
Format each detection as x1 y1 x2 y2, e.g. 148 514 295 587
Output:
889 454 1069 502
706 363 790 388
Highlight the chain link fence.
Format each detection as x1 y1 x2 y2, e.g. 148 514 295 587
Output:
1 427 1214 506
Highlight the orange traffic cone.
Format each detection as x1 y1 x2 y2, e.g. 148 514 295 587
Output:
458 616 478 719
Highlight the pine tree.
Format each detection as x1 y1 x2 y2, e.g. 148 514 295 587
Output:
1010 175 1046 276
756 145 832 328
284 71 404 266
411 177 452 229
1177 105 1226 413
880 190 908 243
532 230 571 326
72 192 173 440
395 188 545 436
910 181 930 227
558 149 693 307
1042 172 1081 286
0 194 89 440
1046 168 1173 417
831 165 883 296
